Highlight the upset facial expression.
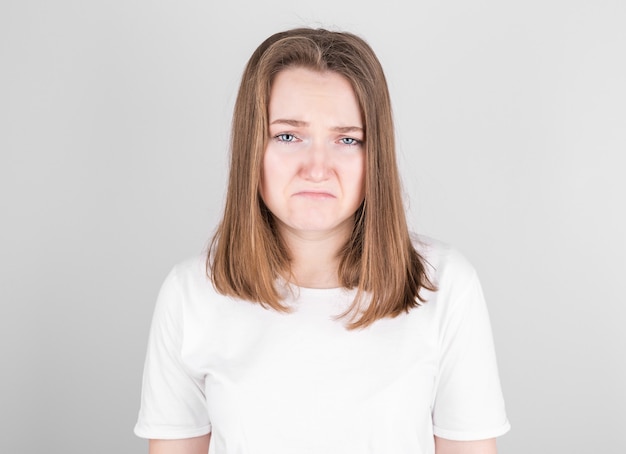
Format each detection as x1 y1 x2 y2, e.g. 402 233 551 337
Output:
260 67 365 238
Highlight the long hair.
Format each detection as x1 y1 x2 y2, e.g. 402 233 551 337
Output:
208 27 436 329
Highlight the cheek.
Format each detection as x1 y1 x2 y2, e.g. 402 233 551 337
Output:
338 155 366 206
259 151 285 200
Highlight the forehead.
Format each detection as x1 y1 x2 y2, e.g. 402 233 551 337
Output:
268 67 362 121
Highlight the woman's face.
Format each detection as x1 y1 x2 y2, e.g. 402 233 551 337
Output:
260 67 365 239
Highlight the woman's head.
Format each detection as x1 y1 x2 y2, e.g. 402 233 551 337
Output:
210 28 435 328
229 28 397 233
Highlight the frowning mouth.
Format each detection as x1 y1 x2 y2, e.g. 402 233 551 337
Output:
292 190 335 199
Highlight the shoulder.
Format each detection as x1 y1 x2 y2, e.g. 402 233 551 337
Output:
170 254 209 282
151 253 238 337
411 233 478 288
155 254 214 308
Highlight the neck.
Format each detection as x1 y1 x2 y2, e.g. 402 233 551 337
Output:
279 223 352 289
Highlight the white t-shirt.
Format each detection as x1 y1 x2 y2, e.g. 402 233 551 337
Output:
134 236 510 453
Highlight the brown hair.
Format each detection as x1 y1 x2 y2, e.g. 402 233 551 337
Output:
208 27 436 329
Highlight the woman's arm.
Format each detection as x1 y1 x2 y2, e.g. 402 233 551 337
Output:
149 433 210 454
435 436 497 454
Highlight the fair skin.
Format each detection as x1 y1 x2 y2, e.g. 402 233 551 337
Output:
148 66 498 454
148 434 210 454
435 436 497 454
260 67 366 288
148 434 496 453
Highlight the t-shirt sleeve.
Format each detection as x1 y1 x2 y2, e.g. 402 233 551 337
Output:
134 266 211 439
432 251 511 441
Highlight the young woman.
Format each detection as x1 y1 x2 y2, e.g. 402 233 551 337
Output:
134 27 510 454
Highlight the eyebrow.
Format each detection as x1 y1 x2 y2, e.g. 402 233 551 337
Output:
270 119 363 134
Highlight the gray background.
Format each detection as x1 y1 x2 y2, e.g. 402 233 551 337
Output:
2 0 625 452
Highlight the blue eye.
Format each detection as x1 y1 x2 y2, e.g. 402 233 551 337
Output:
276 133 296 142
340 137 361 146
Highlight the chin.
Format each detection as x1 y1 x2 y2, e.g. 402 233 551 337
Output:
291 223 336 232
287 218 354 236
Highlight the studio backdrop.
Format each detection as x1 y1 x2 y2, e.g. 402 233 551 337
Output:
1 1 625 453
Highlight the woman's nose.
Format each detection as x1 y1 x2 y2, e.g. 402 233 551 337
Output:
300 141 331 182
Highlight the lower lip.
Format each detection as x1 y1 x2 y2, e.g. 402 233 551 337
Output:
294 192 335 200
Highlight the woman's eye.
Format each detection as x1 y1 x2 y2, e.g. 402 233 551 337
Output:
340 137 361 146
276 133 296 142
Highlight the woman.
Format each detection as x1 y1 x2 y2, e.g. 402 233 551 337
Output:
134 27 510 453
